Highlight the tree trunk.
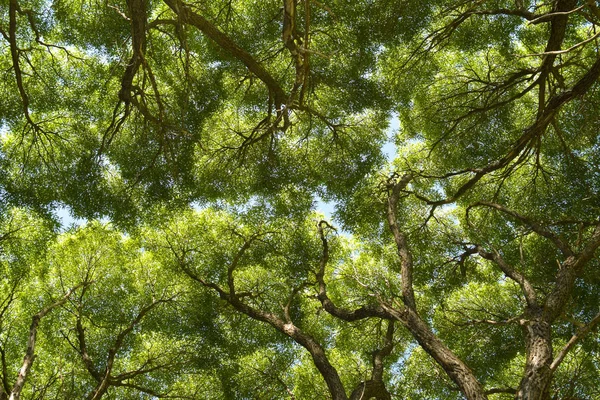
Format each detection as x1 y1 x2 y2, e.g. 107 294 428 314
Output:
516 311 553 400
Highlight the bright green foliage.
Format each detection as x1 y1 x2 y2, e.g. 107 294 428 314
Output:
1 0 600 399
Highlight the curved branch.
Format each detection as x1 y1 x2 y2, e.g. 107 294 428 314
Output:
381 174 488 400
162 0 287 105
224 295 348 400
385 173 416 310
467 202 573 257
543 222 600 322
315 221 389 321
9 283 89 400
414 29 600 209
349 321 395 400
167 228 348 400
87 297 174 400
475 246 538 308
7 0 37 130
380 304 488 400
572 222 600 269
551 310 600 371
118 0 147 104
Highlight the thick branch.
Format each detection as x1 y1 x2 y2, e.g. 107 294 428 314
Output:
9 283 87 400
315 221 389 321
76 318 102 382
417 51 600 209
118 0 147 104
168 233 347 400
551 310 600 371
225 295 348 400
381 305 488 400
162 0 287 105
0 346 9 399
543 222 600 322
475 246 538 308
7 0 34 127
385 173 416 310
283 0 307 106
468 202 573 257
382 174 487 400
372 321 394 382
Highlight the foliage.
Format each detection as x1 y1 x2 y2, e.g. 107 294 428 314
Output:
1 0 600 399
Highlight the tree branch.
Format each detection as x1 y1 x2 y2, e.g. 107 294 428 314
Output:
380 304 488 400
9 282 89 400
167 227 348 400
467 202 573 257
475 246 538 308
162 0 287 105
385 173 416 310
551 310 600 371
87 296 173 400
315 221 389 321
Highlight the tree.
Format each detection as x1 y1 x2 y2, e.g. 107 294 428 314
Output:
1 0 599 399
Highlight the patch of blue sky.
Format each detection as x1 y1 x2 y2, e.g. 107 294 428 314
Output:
54 204 87 230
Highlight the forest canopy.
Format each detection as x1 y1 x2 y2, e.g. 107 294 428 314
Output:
1 0 600 399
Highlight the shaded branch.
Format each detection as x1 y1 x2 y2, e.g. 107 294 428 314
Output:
87 296 174 400
475 246 538 308
76 318 102 383
162 0 287 105
467 202 573 257
379 304 488 400
485 387 517 395
315 221 390 322
349 321 395 400
9 282 89 400
385 173 416 310
412 4 600 210
551 310 600 371
166 230 348 400
543 222 600 323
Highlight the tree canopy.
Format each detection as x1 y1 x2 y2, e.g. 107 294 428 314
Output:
1 0 600 399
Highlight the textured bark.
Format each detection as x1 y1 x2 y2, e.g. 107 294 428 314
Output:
224 295 348 400
535 0 578 117
386 174 416 310
385 175 488 400
349 380 391 400
279 322 348 400
348 322 395 400
516 310 553 400
517 224 600 398
383 306 488 400
118 0 147 103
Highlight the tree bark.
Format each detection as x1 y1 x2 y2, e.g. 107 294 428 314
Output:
516 309 553 400
383 306 489 400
